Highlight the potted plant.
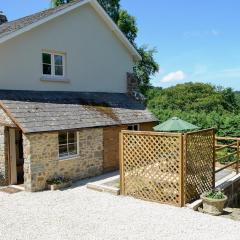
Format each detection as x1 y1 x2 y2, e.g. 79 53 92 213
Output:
46 176 72 191
201 190 228 216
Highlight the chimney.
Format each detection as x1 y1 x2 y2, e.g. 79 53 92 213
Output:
127 72 139 95
0 11 8 25
126 72 145 102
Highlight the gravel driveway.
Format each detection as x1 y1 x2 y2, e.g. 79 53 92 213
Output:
0 178 239 240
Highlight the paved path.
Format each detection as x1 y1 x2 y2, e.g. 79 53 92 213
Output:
0 176 239 240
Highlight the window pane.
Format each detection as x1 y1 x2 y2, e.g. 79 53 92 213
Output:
128 125 133 130
55 66 63 76
43 64 51 75
54 55 63 65
42 53 51 64
134 125 139 131
68 143 77 155
68 132 77 144
59 145 68 157
59 132 67 145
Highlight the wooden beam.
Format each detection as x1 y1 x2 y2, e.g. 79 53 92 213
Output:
119 131 125 195
0 101 27 133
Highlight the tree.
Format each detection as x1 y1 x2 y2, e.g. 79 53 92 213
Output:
97 0 120 23
117 10 137 45
51 0 71 7
146 82 240 136
134 46 159 93
51 0 159 92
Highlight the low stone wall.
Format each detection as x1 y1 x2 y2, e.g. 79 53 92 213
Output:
0 126 9 186
221 175 240 207
23 128 103 192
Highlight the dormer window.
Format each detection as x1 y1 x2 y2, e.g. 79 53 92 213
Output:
42 52 65 78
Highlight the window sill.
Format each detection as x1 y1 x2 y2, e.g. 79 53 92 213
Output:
40 76 70 83
58 154 79 161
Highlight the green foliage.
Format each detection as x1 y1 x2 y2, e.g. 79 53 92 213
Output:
50 0 159 92
134 46 159 94
46 176 71 185
51 0 71 7
146 83 240 136
98 0 120 23
117 10 138 45
235 92 240 106
205 190 225 200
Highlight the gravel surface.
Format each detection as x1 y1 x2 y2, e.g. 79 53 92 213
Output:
0 179 239 240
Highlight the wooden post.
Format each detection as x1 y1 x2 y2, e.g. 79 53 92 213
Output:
212 130 216 189
237 140 240 174
9 128 17 185
179 133 185 207
119 131 125 195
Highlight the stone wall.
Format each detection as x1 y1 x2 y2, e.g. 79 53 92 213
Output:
23 128 103 192
0 127 9 186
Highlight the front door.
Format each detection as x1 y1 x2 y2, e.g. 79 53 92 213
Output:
9 129 24 185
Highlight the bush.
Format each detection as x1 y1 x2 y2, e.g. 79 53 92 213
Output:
46 176 71 185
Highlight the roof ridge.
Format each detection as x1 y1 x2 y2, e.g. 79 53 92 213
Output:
0 0 85 36
2 0 81 26
0 0 141 60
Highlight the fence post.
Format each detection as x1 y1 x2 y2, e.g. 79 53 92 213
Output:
119 131 125 195
213 131 216 189
179 133 185 207
237 140 240 175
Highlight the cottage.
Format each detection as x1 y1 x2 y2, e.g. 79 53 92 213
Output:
0 0 157 191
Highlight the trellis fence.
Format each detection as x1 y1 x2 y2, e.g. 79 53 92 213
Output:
120 129 215 207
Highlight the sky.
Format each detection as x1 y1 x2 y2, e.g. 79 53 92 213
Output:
1 0 240 90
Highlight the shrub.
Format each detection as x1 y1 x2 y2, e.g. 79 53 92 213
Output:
46 176 71 185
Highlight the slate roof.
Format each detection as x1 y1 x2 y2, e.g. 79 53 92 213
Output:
0 0 84 39
0 91 157 133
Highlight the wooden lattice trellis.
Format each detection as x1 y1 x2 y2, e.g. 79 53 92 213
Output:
184 129 215 203
120 131 184 206
120 129 215 207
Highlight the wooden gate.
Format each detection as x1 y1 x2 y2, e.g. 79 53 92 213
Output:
120 129 215 207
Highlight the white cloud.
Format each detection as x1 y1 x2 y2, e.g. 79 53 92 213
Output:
184 29 220 38
161 71 186 83
211 29 220 36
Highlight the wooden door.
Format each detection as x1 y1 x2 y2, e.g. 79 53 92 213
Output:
9 128 17 185
103 126 127 173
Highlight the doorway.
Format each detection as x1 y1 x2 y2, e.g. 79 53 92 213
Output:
9 128 24 185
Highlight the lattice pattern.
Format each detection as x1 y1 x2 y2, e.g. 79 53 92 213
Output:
184 129 215 203
120 132 183 206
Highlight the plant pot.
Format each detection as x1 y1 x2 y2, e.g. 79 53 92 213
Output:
201 194 228 216
47 181 72 191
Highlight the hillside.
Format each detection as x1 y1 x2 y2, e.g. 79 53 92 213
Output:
146 82 240 137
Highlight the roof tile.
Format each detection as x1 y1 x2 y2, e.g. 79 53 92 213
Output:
0 90 157 133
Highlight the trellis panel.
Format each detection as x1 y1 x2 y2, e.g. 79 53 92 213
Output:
120 131 183 207
184 129 215 202
120 129 215 207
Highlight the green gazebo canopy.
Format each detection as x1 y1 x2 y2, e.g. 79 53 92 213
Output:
154 117 200 132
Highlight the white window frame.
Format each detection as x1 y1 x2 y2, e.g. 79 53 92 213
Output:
127 124 140 131
58 131 79 160
42 51 66 79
